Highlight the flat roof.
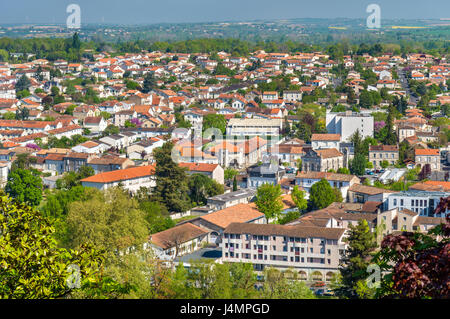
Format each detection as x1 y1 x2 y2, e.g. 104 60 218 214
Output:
208 189 256 203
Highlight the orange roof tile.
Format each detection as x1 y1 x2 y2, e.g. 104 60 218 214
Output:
415 148 439 156
81 165 155 184
200 203 264 229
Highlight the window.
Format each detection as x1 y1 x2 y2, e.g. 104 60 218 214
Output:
393 199 397 206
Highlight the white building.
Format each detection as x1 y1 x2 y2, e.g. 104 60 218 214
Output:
226 118 283 138
326 111 374 142
80 165 156 192
387 190 450 217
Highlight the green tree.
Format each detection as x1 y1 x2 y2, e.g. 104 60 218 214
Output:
152 142 191 212
335 219 377 299
71 32 81 51
188 173 224 206
224 168 238 183
5 168 42 207
260 267 315 299
380 160 389 169
255 183 284 223
0 193 129 299
337 167 350 174
202 113 227 135
3 111 15 120
291 185 307 213
309 179 336 210
65 187 149 257
102 124 120 137
383 105 397 145
359 90 373 108
15 75 31 92
350 153 367 176
142 72 156 93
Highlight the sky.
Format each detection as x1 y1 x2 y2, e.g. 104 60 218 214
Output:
0 0 449 25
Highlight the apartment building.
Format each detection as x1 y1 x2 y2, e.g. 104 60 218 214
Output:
369 145 399 169
226 118 283 138
387 190 450 217
326 111 374 142
222 223 346 282
348 183 398 204
378 208 446 238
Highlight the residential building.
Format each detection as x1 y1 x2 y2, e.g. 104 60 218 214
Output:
179 162 225 184
247 162 286 188
301 148 344 172
148 223 209 259
369 145 399 169
207 189 256 211
415 148 441 171
311 134 341 150
347 184 398 205
326 111 374 142
190 203 266 244
80 165 156 192
387 190 450 217
295 171 360 199
222 222 346 279
83 116 107 133
226 118 283 138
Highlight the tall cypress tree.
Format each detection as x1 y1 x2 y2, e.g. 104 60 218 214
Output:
335 219 377 299
384 105 397 145
232 176 237 191
152 142 191 213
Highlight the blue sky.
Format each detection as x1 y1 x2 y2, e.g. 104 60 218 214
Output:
0 0 448 24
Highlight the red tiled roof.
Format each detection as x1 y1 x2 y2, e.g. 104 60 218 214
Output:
415 148 439 156
200 203 264 229
179 162 219 173
81 165 155 184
